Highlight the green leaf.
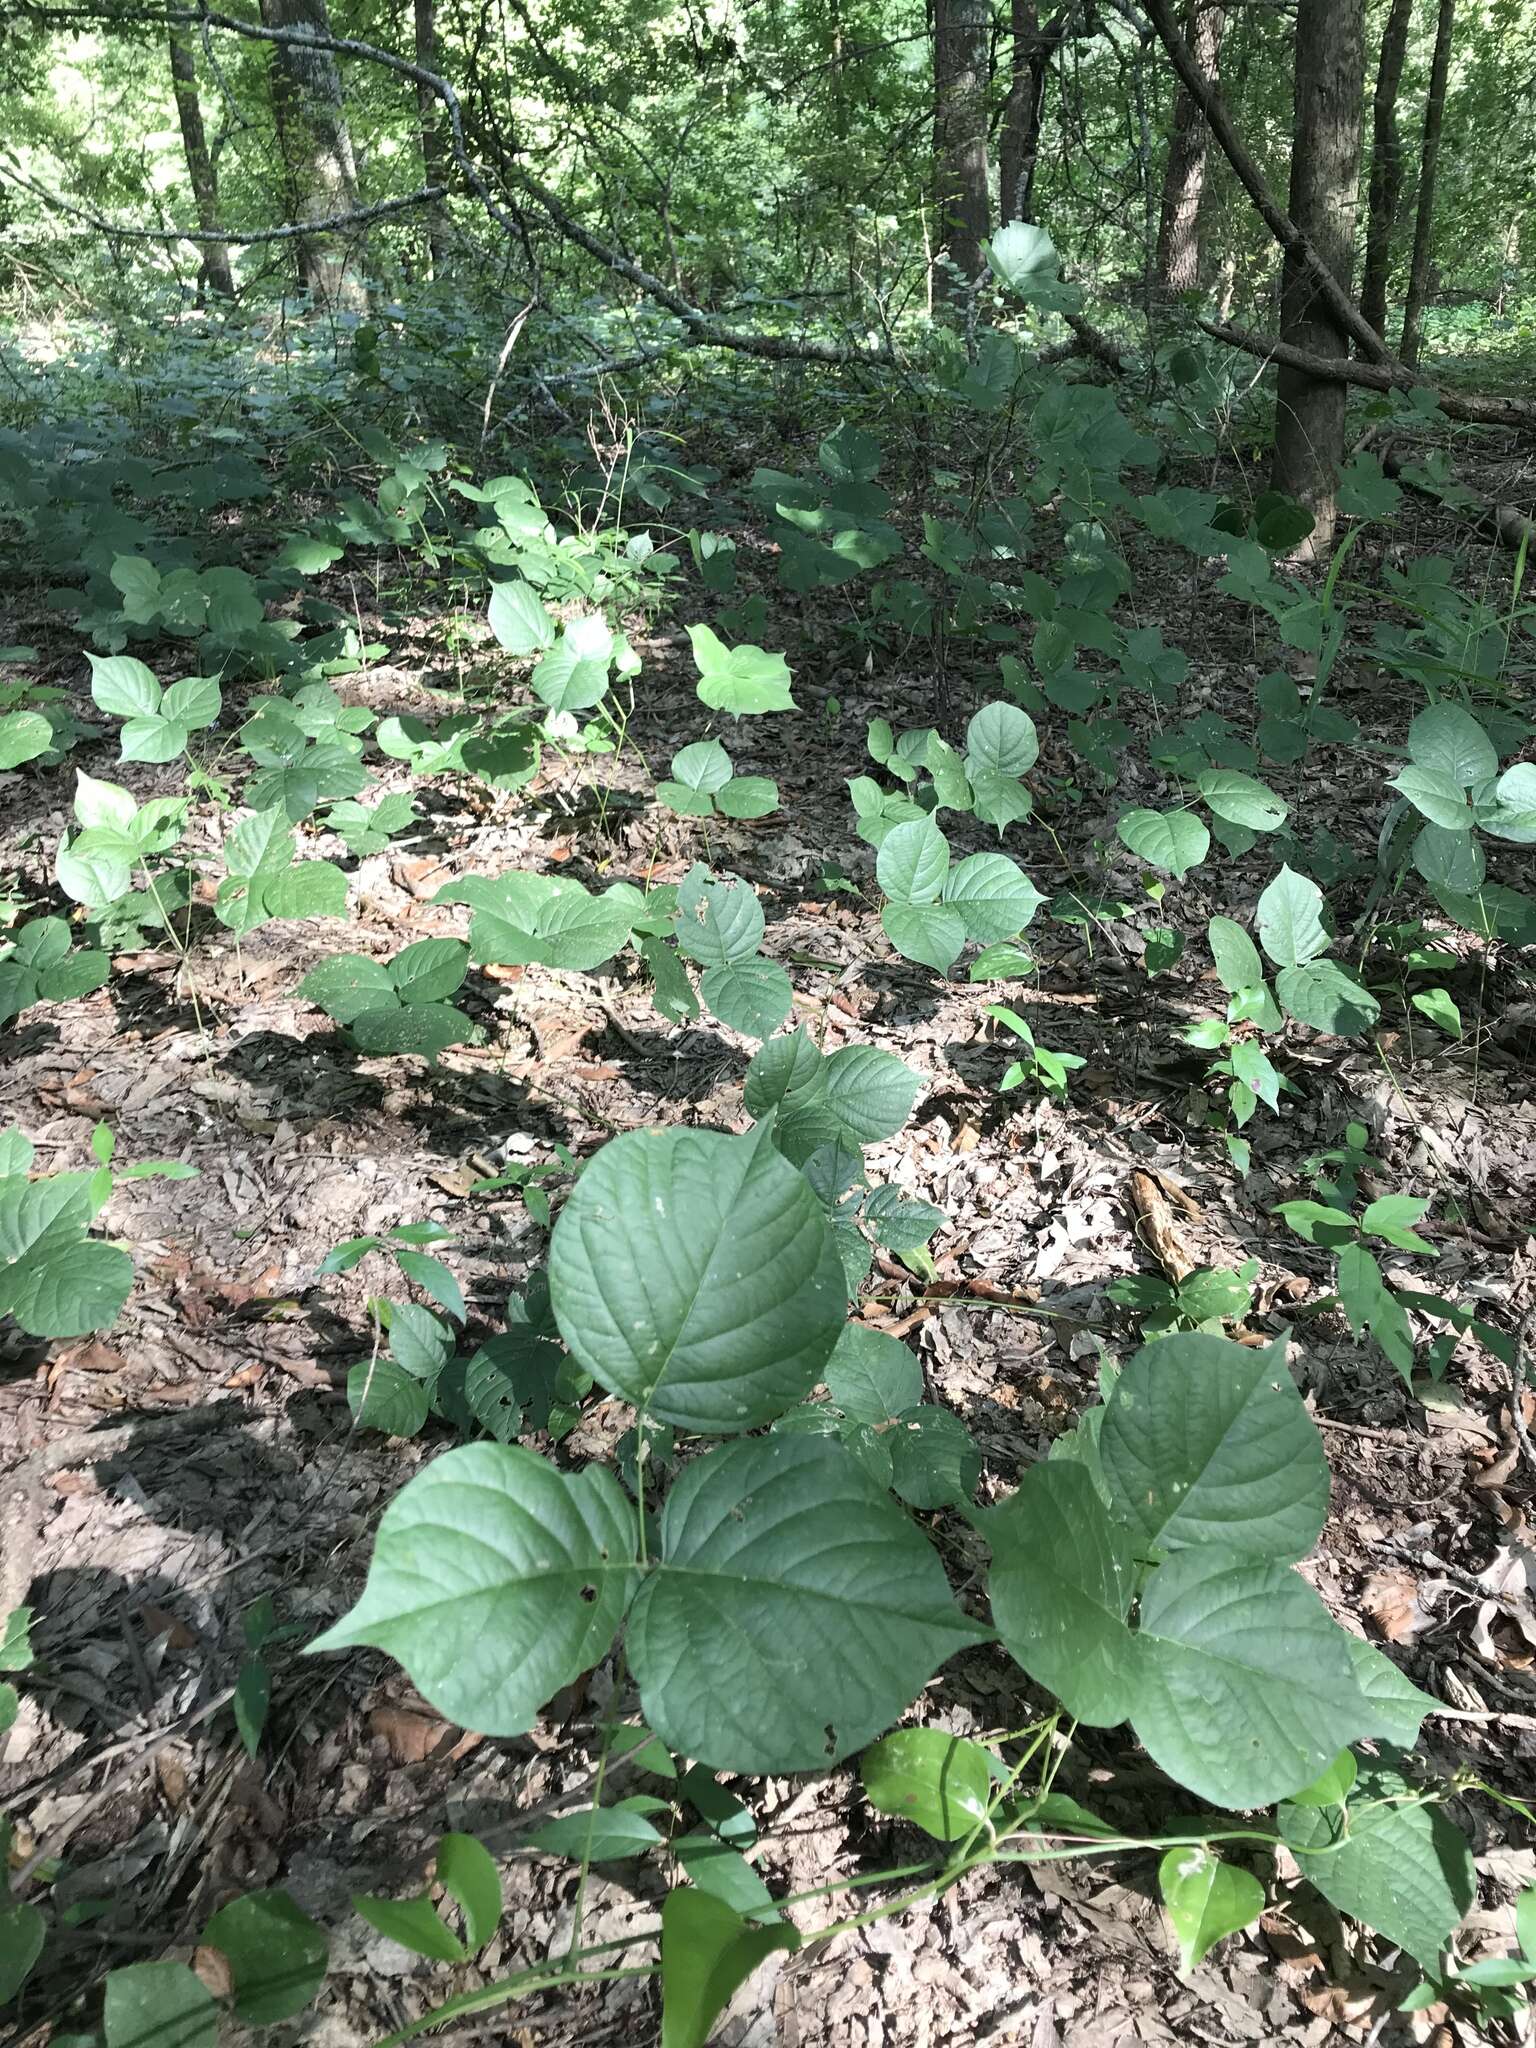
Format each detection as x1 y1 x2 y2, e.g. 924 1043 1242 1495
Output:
881 901 967 976
1410 987 1462 1038
1336 1243 1416 1382
1275 960 1380 1036
821 1046 922 1144
1285 1748 1358 1808
673 1834 775 1916
861 1728 992 1841
983 1460 1138 1726
529 1800 666 1861
549 1123 845 1433
640 935 701 1025
350 1005 475 1058
670 738 733 794
1407 703 1497 788
1360 1194 1435 1254
1158 1849 1263 1974
347 1356 431 1435
1116 808 1209 880
0 1177 133 1337
700 956 793 1039
88 652 160 720
877 818 949 904
0 1899 44 2005
390 938 468 1005
0 710 52 770
262 860 347 921
435 1833 502 1949
966 701 1038 779
1342 1635 1433 1748
1255 865 1330 970
689 625 796 715
1390 764 1474 831
941 853 1044 944
103 1961 219 2048
659 1888 799 2048
353 1892 465 1962
1131 1549 1381 1808
743 1027 823 1118
716 775 779 820
968 941 1037 980
1281 1760 1474 1967
888 1406 980 1509
309 1443 638 1735
629 1436 985 1772
986 219 1059 295
1100 1334 1328 1563
824 1324 923 1421
297 953 398 1025
1195 771 1288 833
675 868 764 966
462 873 636 974
488 580 555 655
202 1890 329 2024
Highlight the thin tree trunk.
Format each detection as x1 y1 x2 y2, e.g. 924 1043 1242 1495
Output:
260 0 369 314
932 0 992 296
1399 0 1455 367
1271 0 1366 551
1359 0 1412 340
1156 2 1224 293
999 3 1066 226
167 27 234 300
412 0 449 273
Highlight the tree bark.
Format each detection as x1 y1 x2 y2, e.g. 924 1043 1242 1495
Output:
932 0 991 296
1399 0 1455 367
999 3 1067 226
1271 0 1366 551
1155 1 1225 294
412 0 449 273
1359 0 1412 341
260 0 369 314
167 27 234 300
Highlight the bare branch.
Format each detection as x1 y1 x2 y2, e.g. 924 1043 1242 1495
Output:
1200 319 1536 432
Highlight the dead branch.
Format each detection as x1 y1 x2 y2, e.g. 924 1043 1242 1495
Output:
1200 319 1536 433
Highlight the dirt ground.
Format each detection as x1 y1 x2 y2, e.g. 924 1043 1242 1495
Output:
3 455 1535 2048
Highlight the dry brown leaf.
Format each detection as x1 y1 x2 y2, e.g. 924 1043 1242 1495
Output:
140 1605 197 1651
369 1704 455 1764
1127 1170 1196 1282
1361 1571 1429 1643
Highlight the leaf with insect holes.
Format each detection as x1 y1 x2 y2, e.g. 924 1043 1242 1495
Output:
0 710 52 770
1116 808 1209 880
628 1435 986 1772
310 1443 638 1734
549 1122 844 1431
1159 1849 1263 1974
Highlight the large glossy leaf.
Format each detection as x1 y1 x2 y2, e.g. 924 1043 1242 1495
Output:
103 1962 219 2048
1130 1549 1381 1808
877 818 949 903
549 1123 845 1432
862 1728 992 1841
881 901 966 975
309 1444 638 1733
630 1436 986 1771
1275 960 1380 1036
1158 1849 1263 1974
966 701 1038 778
689 625 796 715
0 1177 133 1337
675 868 765 966
824 1324 923 1420
1195 771 1287 832
983 1461 1138 1726
700 956 793 1039
1280 1758 1474 1966
201 1890 329 2024
820 1046 923 1143
1099 1334 1327 1562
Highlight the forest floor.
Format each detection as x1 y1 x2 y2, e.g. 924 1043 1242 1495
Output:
2 432 1535 2048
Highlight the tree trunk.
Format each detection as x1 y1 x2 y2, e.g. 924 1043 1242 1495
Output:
1399 0 1455 367
999 2 1064 226
167 27 234 300
260 0 369 315
932 0 991 296
412 0 449 274
1271 0 1365 551
1155 2 1225 293
1359 0 1412 341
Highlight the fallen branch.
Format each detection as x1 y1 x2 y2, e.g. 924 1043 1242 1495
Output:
1372 438 1536 551
1200 320 1536 434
